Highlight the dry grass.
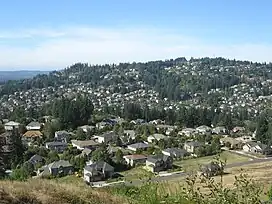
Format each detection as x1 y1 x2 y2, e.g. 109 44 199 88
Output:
0 178 128 204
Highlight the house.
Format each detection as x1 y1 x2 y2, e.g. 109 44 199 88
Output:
162 148 189 158
220 137 242 149
242 142 268 154
45 141 68 153
26 121 41 130
184 141 204 153
123 154 147 166
80 148 93 157
212 126 227 135
196 125 211 135
4 121 20 131
232 126 246 134
236 136 254 143
130 119 145 125
28 154 44 165
179 128 196 137
146 155 173 173
71 139 99 150
55 131 70 143
149 119 165 125
23 130 43 145
156 125 177 134
79 125 95 133
96 121 112 130
147 134 167 143
200 162 223 177
95 131 116 143
37 160 73 177
83 161 114 183
127 142 150 152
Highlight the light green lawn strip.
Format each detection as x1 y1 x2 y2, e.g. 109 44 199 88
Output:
174 151 250 172
120 166 154 181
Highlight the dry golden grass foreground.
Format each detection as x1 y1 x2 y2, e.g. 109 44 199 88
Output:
0 178 128 204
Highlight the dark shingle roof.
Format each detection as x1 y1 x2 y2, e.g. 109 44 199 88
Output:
84 161 114 172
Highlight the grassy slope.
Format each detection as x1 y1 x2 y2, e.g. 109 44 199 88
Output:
0 178 128 204
174 151 250 172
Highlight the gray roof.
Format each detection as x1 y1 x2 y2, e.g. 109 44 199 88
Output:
247 142 267 150
128 142 150 149
48 160 72 169
163 148 188 155
28 154 43 164
147 155 171 164
99 131 116 138
46 141 67 147
27 121 40 127
71 139 98 148
185 141 204 147
84 161 114 172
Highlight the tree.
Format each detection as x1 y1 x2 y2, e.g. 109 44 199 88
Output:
47 150 60 163
0 124 5 134
10 128 25 168
115 149 124 164
75 128 86 140
0 135 5 178
91 144 111 163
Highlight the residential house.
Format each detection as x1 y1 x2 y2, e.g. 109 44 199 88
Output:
149 119 165 125
236 136 255 143
196 125 211 135
242 142 268 154
232 126 246 134
96 121 112 130
71 139 99 150
156 125 177 135
26 121 41 130
127 142 150 152
28 154 44 165
95 131 116 143
80 148 93 157
37 160 73 177
83 161 114 183
162 148 189 158
147 133 167 143
200 162 223 177
45 141 68 153
23 130 43 145
184 141 204 153
55 131 70 143
212 126 227 135
121 130 136 144
123 154 147 166
130 119 145 125
220 137 242 149
178 128 196 137
79 125 95 133
4 121 20 131
146 155 173 173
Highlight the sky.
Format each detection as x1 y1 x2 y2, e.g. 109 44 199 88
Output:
0 0 272 70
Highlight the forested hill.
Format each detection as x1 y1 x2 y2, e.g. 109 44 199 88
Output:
1 57 272 144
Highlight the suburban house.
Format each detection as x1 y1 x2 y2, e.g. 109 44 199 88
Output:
184 141 204 153
200 162 223 177
4 121 20 131
96 121 112 130
123 154 147 166
162 148 189 158
220 137 242 149
236 136 255 143
123 130 136 140
232 126 246 134
95 131 116 143
212 126 227 135
37 160 73 177
149 119 165 125
55 131 70 143
45 141 68 153
130 119 145 125
179 128 196 137
83 161 114 183
71 139 99 150
156 125 177 135
196 125 211 135
79 125 95 133
127 142 150 152
26 121 41 130
28 154 44 165
80 148 93 157
147 133 167 143
22 130 43 145
242 142 268 154
146 155 173 173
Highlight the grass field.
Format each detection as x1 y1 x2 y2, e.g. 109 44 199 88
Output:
174 151 250 172
120 166 154 181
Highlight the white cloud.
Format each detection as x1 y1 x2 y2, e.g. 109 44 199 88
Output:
0 26 271 70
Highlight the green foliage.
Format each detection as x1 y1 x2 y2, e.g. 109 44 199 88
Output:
91 144 111 163
47 150 60 163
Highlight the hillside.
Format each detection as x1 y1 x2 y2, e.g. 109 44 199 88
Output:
0 179 127 204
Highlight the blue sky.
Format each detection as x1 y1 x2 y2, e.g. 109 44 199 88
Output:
0 0 272 70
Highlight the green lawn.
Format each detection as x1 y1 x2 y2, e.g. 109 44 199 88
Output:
54 175 83 185
120 166 154 181
174 151 250 172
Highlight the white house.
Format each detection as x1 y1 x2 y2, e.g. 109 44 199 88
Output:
4 121 20 131
123 154 147 166
71 139 99 150
147 134 167 143
95 131 116 143
127 142 150 152
26 121 41 130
